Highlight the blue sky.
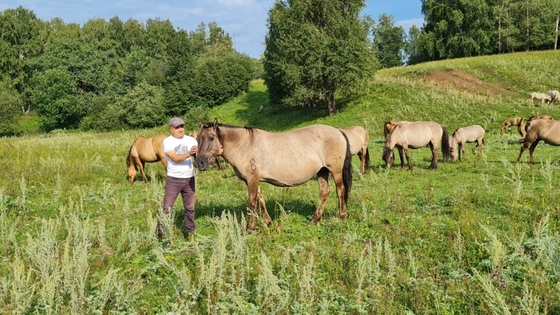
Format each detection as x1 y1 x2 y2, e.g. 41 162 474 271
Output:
2 0 424 59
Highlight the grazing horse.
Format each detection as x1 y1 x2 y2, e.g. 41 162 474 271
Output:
450 125 485 162
194 119 353 233
383 120 411 168
517 116 560 164
126 134 167 183
548 90 560 104
501 117 523 133
340 126 370 174
530 92 552 106
382 121 451 170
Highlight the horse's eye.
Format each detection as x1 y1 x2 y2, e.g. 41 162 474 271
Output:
209 136 215 141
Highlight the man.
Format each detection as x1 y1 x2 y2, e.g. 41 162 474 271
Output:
157 117 198 239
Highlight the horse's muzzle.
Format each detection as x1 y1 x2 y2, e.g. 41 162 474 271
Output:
194 158 209 171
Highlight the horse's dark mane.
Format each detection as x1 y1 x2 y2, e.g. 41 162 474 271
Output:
204 122 262 135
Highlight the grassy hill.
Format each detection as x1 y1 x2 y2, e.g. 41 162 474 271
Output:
1 50 560 314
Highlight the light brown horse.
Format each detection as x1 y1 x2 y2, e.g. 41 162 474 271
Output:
383 120 411 168
126 134 167 183
517 116 560 163
450 125 485 162
500 117 523 133
194 119 353 233
340 126 370 174
382 121 451 170
548 90 560 104
530 92 552 106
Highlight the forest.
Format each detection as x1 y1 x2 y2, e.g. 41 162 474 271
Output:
0 1 559 135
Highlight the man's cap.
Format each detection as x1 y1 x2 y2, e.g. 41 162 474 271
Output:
169 117 184 127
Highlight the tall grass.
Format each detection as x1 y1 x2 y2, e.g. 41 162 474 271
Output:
1 51 560 313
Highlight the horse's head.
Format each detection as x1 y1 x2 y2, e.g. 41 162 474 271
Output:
450 146 458 162
194 118 222 171
382 147 394 168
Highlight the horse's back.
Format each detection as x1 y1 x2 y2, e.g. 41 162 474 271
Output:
454 125 484 141
341 126 368 155
392 121 443 148
251 124 348 185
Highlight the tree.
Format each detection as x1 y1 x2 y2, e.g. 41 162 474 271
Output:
404 25 428 65
421 0 494 59
0 80 22 136
0 6 49 113
29 68 84 131
371 14 405 68
263 0 377 116
118 82 166 129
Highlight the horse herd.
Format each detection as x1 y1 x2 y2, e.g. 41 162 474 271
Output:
126 115 560 233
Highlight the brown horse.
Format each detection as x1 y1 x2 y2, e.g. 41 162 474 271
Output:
194 119 353 233
340 126 370 174
450 125 485 162
126 134 167 183
501 117 523 133
382 121 451 170
517 116 560 163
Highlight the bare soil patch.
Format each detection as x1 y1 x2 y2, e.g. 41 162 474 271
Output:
423 69 518 96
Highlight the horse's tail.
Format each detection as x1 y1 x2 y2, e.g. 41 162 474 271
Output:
364 146 370 171
126 139 139 183
340 131 353 205
441 126 451 162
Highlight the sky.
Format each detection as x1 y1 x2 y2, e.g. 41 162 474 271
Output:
2 0 424 59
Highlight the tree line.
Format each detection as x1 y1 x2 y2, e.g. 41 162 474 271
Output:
1 1 558 135
0 6 257 135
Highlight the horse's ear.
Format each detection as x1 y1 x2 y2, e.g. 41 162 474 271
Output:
213 118 219 128
197 120 203 128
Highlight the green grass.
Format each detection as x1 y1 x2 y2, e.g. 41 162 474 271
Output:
1 50 560 314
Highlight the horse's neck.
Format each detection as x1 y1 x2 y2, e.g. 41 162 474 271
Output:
219 126 255 161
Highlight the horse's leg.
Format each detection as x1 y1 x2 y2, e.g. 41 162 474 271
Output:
398 147 405 168
139 161 148 183
517 140 531 162
528 140 540 164
257 186 272 226
246 180 260 233
461 141 467 162
429 142 438 170
357 151 365 174
403 147 413 170
310 168 330 225
216 157 223 170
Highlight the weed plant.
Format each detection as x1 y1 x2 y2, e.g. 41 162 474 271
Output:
1 51 560 313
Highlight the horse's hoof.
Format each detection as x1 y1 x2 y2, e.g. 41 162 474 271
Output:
309 216 320 225
339 212 348 220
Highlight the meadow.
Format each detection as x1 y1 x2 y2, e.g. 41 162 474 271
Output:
1 50 560 314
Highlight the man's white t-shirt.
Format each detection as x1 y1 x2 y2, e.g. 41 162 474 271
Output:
163 135 198 178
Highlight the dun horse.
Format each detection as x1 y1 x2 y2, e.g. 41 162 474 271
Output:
340 126 370 174
517 116 560 164
382 121 450 170
530 92 552 106
548 90 560 104
194 119 353 233
383 120 410 168
450 125 485 162
500 117 523 133
126 134 167 183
